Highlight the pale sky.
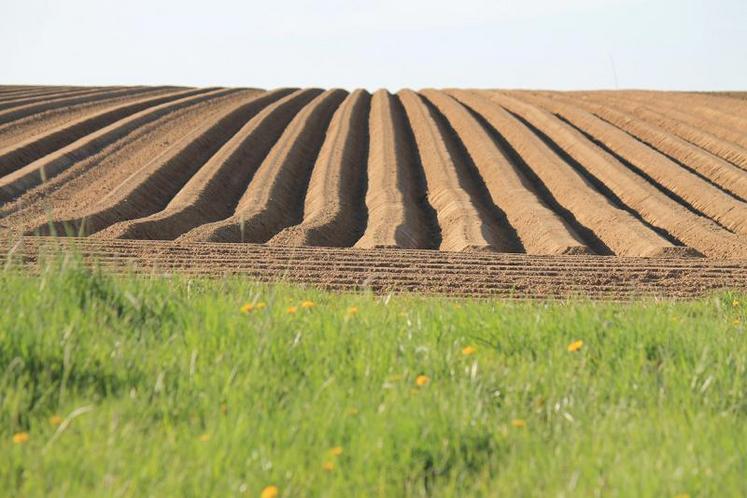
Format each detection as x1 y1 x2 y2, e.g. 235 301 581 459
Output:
2 0 745 90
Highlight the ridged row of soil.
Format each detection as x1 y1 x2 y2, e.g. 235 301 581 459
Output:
2 237 746 299
1 86 747 262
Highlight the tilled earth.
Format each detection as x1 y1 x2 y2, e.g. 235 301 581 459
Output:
1 85 746 297
3 237 747 300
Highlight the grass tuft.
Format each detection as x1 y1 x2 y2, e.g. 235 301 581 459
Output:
1 257 746 496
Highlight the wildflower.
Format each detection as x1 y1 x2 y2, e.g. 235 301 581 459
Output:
732 299 740 307
674 494 690 498
415 375 430 387
49 415 63 426
198 433 210 442
329 446 343 457
287 306 297 314
511 419 527 429
567 340 584 352
255 302 267 310
346 306 359 316
261 485 279 498
462 346 477 356
12 432 30 444
322 460 335 471
240 303 255 313
301 300 315 309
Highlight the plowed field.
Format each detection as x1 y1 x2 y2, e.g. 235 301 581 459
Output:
2 86 747 298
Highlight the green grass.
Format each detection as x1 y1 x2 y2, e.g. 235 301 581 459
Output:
1 257 746 497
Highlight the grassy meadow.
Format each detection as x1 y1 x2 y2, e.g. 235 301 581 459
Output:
1 257 746 497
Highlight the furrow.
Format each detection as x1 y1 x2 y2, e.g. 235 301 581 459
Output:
397 90 510 252
618 92 747 149
0 89 262 231
0 87 212 178
451 90 686 257
581 93 747 171
269 90 371 247
355 90 436 249
490 92 747 259
0 85 173 126
29 89 288 237
630 91 747 130
0 87 179 150
177 89 348 243
0 87 122 112
555 93 747 200
3 237 746 299
423 89 590 255
518 92 747 236
0 87 47 98
6 265 734 299
657 93 747 136
8 254 744 279
18 261 732 288
6 235 740 267
675 93 747 133
97 89 322 240
0 88 236 204
10 236 747 274
0 86 88 101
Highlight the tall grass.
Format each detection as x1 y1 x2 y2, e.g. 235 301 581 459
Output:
1 257 745 497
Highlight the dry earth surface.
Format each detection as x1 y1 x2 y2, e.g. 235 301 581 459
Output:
1 85 747 298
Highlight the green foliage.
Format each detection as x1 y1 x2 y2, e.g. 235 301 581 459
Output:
1 258 745 497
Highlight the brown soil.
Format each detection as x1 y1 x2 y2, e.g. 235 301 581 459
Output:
177 89 348 243
269 89 371 247
577 92 747 170
515 91 747 236
354 90 435 249
398 89 510 252
2 85 747 297
3 236 747 300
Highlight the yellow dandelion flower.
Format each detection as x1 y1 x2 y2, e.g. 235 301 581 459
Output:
346 306 359 316
12 432 30 444
261 485 279 498
240 303 254 314
322 460 335 472
511 419 527 429
255 302 267 310
301 300 315 309
415 375 430 387
287 306 297 314
329 446 343 457
732 299 740 307
49 415 63 426
674 494 690 498
198 433 210 442
567 340 584 352
462 346 477 356
734 319 741 326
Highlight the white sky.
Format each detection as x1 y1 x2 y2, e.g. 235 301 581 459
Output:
2 0 745 90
